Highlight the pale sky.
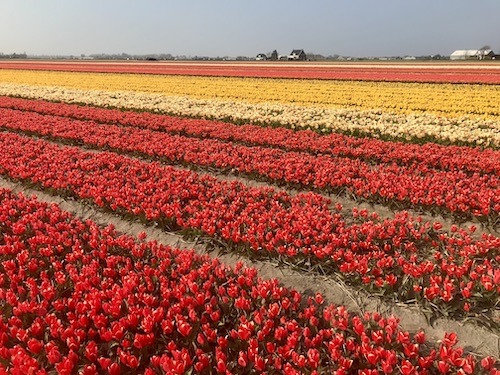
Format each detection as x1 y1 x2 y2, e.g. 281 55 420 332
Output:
1 0 499 57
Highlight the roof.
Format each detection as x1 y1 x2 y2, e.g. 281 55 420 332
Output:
450 50 479 57
291 49 305 55
450 49 494 58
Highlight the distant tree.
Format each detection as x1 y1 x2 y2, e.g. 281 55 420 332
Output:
10 52 27 59
477 46 494 60
270 50 278 61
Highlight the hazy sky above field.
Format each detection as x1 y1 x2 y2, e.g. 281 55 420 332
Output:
1 0 500 57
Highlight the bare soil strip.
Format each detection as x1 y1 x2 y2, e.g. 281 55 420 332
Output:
1 175 498 358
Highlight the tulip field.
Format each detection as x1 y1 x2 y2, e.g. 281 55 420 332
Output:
2 60 500 84
0 61 499 373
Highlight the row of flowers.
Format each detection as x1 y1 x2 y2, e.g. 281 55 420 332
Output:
1 96 499 176
0 132 499 324
1 188 498 373
1 107 498 223
2 61 500 83
1 69 500 120
1 82 499 148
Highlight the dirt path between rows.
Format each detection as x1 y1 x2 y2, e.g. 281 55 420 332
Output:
1 176 498 358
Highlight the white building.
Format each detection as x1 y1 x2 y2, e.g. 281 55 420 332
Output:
450 49 494 60
288 50 307 61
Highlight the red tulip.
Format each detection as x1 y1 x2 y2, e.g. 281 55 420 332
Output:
437 360 450 374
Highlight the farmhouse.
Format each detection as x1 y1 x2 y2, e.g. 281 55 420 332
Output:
255 53 267 61
450 49 495 60
288 49 307 61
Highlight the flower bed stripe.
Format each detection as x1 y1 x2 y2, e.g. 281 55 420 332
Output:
1 96 499 177
2 188 497 373
1 69 500 121
0 132 498 325
1 60 500 84
1 107 498 223
1 83 499 148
